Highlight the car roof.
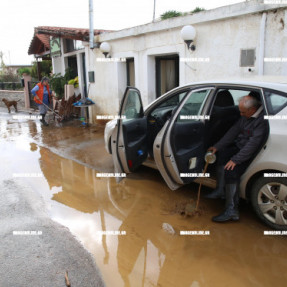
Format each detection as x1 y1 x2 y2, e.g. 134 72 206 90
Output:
181 79 287 93
144 78 287 111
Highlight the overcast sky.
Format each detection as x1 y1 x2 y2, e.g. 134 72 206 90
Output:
0 0 244 65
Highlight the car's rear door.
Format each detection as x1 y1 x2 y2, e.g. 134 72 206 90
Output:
153 87 215 190
111 87 147 182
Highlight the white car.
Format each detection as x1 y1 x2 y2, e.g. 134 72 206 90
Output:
105 80 287 230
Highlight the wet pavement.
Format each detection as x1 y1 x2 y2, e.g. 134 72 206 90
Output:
1 108 287 287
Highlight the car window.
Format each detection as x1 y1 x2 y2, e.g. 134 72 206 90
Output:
264 91 287 115
177 89 212 122
155 91 187 109
228 90 250 105
150 91 188 117
122 89 143 121
215 89 255 107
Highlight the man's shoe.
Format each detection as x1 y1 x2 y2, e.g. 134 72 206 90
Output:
212 182 239 223
205 165 225 199
212 207 239 222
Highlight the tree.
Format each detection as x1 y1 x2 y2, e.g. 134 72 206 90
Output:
0 51 5 72
31 60 52 80
18 67 31 76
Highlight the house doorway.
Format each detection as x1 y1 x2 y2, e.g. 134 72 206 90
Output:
155 54 179 98
81 53 87 97
67 55 78 78
126 58 135 86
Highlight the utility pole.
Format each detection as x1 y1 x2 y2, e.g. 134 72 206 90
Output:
153 0 156 22
89 0 94 49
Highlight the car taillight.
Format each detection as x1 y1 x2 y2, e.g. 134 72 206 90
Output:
128 160 133 168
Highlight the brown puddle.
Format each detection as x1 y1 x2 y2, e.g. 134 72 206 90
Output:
1 117 287 287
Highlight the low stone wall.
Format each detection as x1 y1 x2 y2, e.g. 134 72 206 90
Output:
0 90 25 109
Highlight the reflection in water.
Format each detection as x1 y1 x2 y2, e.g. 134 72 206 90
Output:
1 118 287 287
36 149 287 287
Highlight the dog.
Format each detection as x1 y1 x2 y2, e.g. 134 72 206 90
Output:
2 98 21 113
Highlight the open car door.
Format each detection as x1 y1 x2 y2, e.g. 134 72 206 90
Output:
111 87 147 183
153 87 215 190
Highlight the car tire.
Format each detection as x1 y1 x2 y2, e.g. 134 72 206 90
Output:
251 177 287 230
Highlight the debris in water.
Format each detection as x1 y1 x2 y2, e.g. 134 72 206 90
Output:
161 198 207 217
65 270 71 287
185 202 197 217
162 223 176 235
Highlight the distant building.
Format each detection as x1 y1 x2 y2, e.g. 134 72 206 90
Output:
3 65 32 75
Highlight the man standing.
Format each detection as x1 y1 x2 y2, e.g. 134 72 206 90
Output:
31 77 53 126
208 94 268 222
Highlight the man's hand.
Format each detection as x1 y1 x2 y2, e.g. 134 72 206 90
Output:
35 95 40 100
208 146 217 155
225 160 236 170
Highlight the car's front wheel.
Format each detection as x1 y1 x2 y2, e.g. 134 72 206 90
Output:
251 177 287 230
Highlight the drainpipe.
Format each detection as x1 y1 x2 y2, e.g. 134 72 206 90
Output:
258 12 267 76
89 0 94 49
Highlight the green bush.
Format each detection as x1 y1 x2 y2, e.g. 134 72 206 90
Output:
49 68 74 99
161 10 183 20
31 60 52 80
191 7 205 13
18 67 31 76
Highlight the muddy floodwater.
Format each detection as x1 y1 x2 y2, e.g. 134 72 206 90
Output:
1 115 287 287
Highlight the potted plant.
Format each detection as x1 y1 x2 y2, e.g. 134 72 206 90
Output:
49 68 73 99
50 73 65 99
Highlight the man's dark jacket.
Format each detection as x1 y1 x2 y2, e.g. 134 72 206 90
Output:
214 107 268 165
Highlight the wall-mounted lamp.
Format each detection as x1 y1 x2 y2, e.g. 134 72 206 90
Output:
180 25 196 51
100 42 111 58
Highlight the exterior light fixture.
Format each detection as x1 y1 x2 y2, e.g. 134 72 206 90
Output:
100 42 111 58
180 25 196 51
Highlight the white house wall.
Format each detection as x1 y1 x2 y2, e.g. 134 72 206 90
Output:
264 9 287 75
52 56 62 76
82 1 287 122
47 2 287 123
